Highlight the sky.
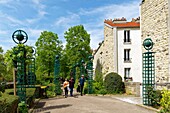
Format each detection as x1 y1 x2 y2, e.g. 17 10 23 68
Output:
0 0 141 53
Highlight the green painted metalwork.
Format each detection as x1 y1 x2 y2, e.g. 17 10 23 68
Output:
143 38 154 50
15 46 26 102
12 30 28 44
27 58 36 88
54 55 60 95
12 30 28 103
142 38 155 106
86 55 93 94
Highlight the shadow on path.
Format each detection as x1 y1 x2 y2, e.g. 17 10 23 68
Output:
33 104 72 113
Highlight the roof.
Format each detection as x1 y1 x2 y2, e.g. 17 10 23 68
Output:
104 17 140 28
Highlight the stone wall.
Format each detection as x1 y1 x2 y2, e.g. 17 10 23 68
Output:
103 25 115 75
141 0 170 83
93 24 115 78
124 82 141 97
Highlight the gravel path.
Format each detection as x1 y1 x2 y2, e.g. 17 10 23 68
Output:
33 94 156 113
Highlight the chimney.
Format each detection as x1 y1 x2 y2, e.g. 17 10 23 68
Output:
113 17 127 23
104 19 112 23
131 17 140 22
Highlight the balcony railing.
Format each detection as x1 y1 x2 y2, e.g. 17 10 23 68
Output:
124 58 132 63
124 77 133 82
123 39 131 44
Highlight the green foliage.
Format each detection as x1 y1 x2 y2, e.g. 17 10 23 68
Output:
47 83 56 97
35 31 63 77
104 72 125 94
147 86 162 108
159 89 170 113
0 47 7 80
0 81 6 93
0 91 19 113
92 81 104 94
4 44 34 82
94 59 103 84
18 101 28 113
98 89 107 95
46 83 63 97
64 25 91 79
83 83 88 94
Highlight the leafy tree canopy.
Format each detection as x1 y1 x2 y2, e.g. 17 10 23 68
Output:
64 25 91 78
0 47 6 79
35 31 63 77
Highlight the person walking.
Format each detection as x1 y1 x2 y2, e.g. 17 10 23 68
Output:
69 77 75 96
63 79 69 98
79 75 85 96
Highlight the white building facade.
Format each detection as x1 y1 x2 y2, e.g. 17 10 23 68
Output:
94 17 142 83
117 27 142 82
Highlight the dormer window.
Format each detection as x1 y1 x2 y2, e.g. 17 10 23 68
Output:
124 30 131 43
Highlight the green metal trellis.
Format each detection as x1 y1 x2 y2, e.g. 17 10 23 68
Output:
27 58 36 88
15 47 26 102
12 30 28 103
54 55 60 95
142 38 155 106
86 55 93 94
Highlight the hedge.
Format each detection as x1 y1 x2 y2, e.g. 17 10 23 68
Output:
0 88 36 113
0 92 19 113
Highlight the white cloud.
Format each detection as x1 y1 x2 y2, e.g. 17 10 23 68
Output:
0 0 12 4
32 0 47 17
54 13 80 28
79 0 140 50
79 1 140 21
0 30 8 35
87 29 104 50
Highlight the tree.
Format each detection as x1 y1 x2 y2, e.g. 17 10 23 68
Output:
64 25 91 79
0 47 6 79
35 31 63 77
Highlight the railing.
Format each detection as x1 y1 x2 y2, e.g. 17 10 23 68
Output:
123 39 131 44
124 58 132 63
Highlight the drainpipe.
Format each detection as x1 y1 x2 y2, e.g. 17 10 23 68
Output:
113 27 118 73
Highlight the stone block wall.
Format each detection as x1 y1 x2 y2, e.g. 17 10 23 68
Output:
124 82 141 97
93 24 116 78
102 25 115 75
141 0 170 83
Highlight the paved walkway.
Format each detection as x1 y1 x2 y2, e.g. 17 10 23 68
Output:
32 94 157 113
111 95 142 104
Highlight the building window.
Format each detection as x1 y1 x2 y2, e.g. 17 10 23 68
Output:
124 30 131 43
124 68 132 81
124 49 131 62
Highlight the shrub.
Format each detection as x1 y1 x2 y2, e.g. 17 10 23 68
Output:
98 89 107 95
104 72 125 94
18 101 28 113
92 81 104 94
0 92 19 113
26 88 36 108
159 89 170 113
83 83 88 94
147 86 162 108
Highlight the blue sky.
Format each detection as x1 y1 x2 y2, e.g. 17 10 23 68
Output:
0 0 140 52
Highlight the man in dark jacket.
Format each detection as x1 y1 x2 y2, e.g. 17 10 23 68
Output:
79 75 85 96
69 77 75 96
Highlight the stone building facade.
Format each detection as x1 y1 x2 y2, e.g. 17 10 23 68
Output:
140 0 170 84
93 17 141 82
93 17 142 96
